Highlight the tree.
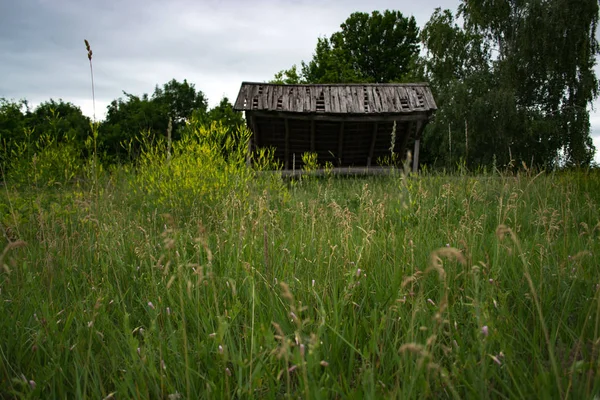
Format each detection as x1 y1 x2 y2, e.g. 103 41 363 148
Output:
100 79 208 160
301 35 363 83
206 97 244 134
100 92 166 160
421 1 599 169
27 99 91 146
152 79 208 128
288 10 420 84
458 0 599 166
0 99 28 169
271 65 304 84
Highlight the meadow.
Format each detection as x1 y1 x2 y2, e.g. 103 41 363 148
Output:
1 126 600 399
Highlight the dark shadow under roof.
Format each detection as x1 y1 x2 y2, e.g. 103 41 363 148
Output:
233 82 437 115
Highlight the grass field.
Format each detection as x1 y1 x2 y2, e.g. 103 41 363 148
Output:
1 162 600 398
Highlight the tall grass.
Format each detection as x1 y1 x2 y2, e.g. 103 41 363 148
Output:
1 128 599 399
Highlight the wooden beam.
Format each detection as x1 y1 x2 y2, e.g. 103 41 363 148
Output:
284 118 290 170
310 119 316 152
337 121 345 166
245 110 431 123
367 122 379 167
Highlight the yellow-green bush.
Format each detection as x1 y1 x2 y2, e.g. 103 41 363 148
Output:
132 119 257 214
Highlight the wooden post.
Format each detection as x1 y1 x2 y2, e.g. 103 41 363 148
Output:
412 139 420 173
337 121 345 166
284 118 290 170
412 121 423 173
367 122 379 167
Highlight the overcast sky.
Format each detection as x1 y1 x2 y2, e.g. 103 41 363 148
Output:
1 0 599 162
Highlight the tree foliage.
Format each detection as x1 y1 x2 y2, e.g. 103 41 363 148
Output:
421 1 599 168
100 79 208 160
300 10 420 83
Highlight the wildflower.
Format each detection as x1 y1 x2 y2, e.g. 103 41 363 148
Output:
312 279 315 287
290 311 298 321
356 268 361 277
137 347 141 356
481 325 489 337
446 243 450 247
166 307 171 315
300 344 305 358
218 345 224 354
161 359 166 370
87 321 94 328
147 302 155 310
209 332 216 338
29 380 36 390
288 365 298 373
225 367 232 376
489 279 494 284
427 298 436 306
320 360 329 367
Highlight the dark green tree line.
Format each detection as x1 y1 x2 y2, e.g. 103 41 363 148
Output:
0 79 245 171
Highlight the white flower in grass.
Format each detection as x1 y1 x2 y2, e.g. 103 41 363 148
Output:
481 325 489 337
225 367 232 376
147 302 155 310
29 380 36 389
218 345 224 354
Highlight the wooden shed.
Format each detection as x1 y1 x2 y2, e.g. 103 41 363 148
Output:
233 82 437 171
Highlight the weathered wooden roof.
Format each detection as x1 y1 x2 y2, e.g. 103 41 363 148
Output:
233 82 437 115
